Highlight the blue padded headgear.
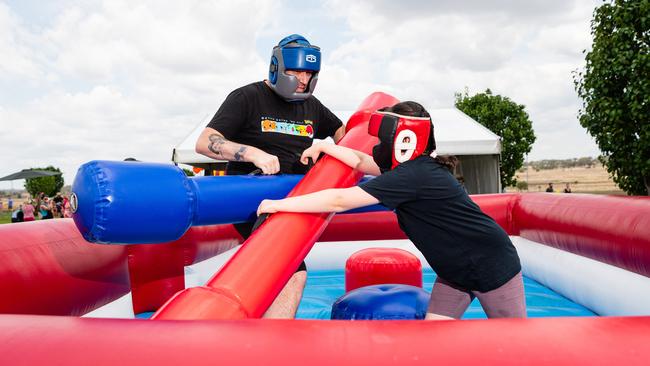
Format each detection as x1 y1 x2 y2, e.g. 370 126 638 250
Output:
268 34 321 102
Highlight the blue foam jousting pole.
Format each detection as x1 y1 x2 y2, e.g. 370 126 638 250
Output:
71 160 302 244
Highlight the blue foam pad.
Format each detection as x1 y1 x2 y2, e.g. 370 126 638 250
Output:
331 284 430 320
298 269 596 319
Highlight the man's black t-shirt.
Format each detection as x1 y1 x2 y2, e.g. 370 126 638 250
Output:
207 81 343 174
359 156 521 292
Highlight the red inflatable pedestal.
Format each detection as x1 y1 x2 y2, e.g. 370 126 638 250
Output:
345 248 422 292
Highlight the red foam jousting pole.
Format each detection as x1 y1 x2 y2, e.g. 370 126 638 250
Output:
153 92 400 319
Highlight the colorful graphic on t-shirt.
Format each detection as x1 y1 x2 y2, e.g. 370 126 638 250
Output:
260 117 314 138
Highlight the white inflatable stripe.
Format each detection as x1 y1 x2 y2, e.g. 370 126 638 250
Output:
184 245 242 288
185 240 431 287
85 237 650 318
512 236 650 316
306 240 430 271
82 293 135 319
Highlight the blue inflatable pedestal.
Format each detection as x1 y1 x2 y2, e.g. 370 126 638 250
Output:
71 160 302 244
71 160 387 244
331 284 430 320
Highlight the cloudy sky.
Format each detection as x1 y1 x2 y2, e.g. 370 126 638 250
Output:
1 0 602 189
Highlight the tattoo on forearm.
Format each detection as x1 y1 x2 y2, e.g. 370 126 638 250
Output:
208 134 226 158
234 146 247 161
208 134 247 161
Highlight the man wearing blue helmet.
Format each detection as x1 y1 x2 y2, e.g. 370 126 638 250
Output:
195 34 345 318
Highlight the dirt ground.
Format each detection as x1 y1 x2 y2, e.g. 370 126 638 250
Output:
0 194 33 213
507 163 624 194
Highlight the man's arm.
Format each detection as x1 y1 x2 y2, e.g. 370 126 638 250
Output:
332 125 346 144
195 127 280 174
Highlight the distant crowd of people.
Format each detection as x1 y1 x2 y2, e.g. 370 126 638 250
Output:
545 183 572 193
5 192 72 223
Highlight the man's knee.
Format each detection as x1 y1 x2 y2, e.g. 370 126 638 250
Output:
288 270 307 289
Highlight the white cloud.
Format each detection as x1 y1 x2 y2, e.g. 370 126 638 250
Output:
1 0 604 190
1 0 278 188
321 0 601 159
0 3 44 80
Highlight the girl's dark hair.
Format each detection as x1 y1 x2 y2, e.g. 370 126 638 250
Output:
432 155 458 173
381 101 458 172
381 101 431 118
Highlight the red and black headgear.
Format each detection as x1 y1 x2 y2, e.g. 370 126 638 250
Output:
368 111 436 172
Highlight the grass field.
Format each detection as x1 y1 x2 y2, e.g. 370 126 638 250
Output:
507 163 624 194
0 198 39 224
0 211 13 224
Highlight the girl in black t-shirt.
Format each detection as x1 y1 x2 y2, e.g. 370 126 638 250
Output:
257 101 525 320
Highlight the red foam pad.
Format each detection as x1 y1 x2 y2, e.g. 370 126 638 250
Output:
345 248 422 292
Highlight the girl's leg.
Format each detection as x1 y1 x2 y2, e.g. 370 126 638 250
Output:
426 276 474 319
473 271 526 318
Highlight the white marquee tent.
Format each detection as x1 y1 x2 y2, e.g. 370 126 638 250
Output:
172 108 502 193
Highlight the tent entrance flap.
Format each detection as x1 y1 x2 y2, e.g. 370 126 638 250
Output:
172 108 503 193
456 155 501 194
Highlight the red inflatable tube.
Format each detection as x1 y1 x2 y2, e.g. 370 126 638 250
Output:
153 92 400 320
514 193 650 278
1 315 649 366
345 248 423 291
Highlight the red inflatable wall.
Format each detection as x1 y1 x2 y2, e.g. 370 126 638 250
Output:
127 224 242 314
3 193 648 317
0 220 129 316
319 193 519 242
326 193 650 281
2 192 650 365
0 220 242 316
321 211 407 242
514 193 650 278
1 314 649 366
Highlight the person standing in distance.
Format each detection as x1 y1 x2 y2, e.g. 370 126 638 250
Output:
195 34 345 318
545 183 554 193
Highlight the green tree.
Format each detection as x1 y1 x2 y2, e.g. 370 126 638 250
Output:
24 166 64 197
574 0 650 195
516 181 529 192
455 89 537 188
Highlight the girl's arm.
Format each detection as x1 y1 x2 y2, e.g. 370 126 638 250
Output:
257 186 379 216
301 143 381 176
